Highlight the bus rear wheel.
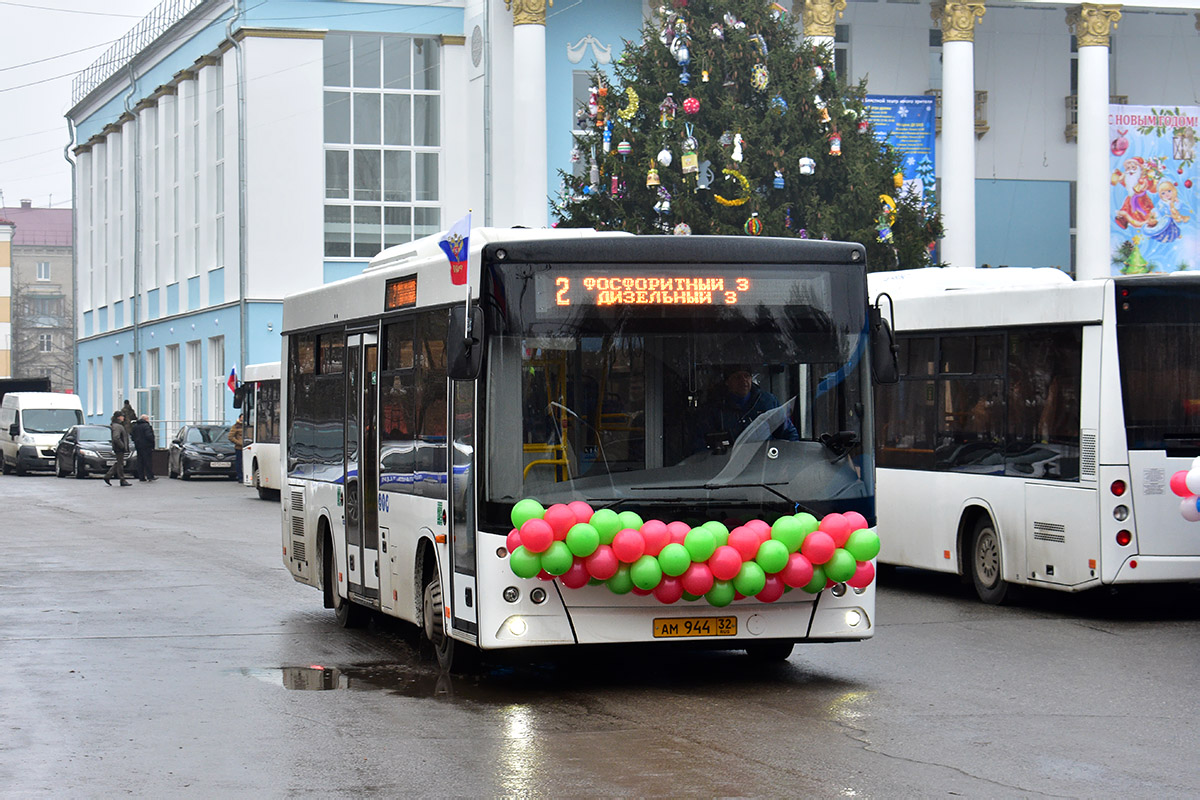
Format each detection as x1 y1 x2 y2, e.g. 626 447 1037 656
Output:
422 571 476 673
970 517 1008 605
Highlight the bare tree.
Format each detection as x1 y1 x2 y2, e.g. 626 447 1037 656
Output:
10 269 74 392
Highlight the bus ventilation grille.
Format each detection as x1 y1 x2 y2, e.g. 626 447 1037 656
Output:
1080 431 1097 478
1033 521 1066 544
292 538 306 563
290 490 304 512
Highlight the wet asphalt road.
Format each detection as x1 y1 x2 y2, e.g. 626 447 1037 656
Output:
2 471 1200 797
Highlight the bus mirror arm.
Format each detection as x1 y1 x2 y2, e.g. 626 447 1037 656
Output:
448 305 485 381
869 293 899 385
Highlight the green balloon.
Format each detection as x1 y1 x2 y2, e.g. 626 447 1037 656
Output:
607 564 634 594
565 523 600 558
511 498 545 529
509 545 542 579
770 516 805 552
845 528 881 562
590 509 622 544
793 512 820 536
682 591 702 602
658 543 691 577
541 541 574 576
802 565 828 594
588 577 604 586
703 521 730 547
617 511 644 531
705 579 736 607
755 539 790 574
824 548 857 583
630 555 664 590
733 561 767 597
683 528 717 562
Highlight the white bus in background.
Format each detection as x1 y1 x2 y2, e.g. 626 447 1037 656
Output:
240 362 281 500
870 267 1200 603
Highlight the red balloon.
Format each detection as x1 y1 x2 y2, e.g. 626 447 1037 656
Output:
506 528 522 554
568 500 595 524
733 591 746 601
537 569 554 581
818 513 852 547
666 520 691 545
544 504 577 540
801 530 836 565
728 527 760 562
843 511 869 532
781 552 815 588
561 558 591 589
584 545 619 580
654 576 685 604
680 562 715 596
612 529 647 563
520 518 555 553
745 519 772 540
847 560 876 589
709 545 743 581
1171 470 1191 498
756 574 786 603
631 586 653 596
640 520 671 556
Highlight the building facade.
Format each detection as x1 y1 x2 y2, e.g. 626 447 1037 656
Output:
0 217 11 378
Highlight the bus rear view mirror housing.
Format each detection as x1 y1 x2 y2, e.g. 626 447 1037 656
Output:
448 305 485 380
870 293 899 385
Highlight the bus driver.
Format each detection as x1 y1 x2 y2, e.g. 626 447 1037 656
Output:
694 367 800 452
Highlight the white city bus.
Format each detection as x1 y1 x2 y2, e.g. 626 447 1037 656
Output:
240 361 281 500
282 227 891 670
870 267 1200 603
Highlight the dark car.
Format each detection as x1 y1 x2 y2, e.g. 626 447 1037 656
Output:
55 424 138 479
168 424 236 480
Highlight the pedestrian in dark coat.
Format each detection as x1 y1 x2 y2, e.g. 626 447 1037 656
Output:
120 399 137 437
131 414 157 482
104 411 132 486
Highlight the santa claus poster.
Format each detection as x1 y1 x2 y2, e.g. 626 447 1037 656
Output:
1110 105 1198 275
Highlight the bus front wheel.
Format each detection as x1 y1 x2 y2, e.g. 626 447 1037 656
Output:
970 517 1008 605
422 571 476 673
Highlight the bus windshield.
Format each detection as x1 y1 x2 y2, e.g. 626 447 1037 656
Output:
482 262 871 525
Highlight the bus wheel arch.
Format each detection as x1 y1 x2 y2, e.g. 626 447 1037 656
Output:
960 507 1008 605
321 514 366 627
416 535 475 672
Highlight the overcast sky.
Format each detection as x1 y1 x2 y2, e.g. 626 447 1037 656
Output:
0 0 160 210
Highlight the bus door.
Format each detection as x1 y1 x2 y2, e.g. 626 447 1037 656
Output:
448 378 478 638
345 331 381 604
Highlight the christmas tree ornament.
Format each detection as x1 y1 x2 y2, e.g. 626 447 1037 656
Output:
773 168 785 190
718 130 733 147
799 228 809 239
673 222 692 235
798 156 816 175
657 147 673 167
815 95 831 124
603 119 614 151
829 132 842 156
589 148 600 190
696 160 714 190
732 133 745 162
751 63 770 92
744 213 763 236
769 2 788 22
770 96 788 115
681 126 698 174
617 87 640 121
571 145 582 163
858 119 869 134
723 12 745 30
588 87 599 117
714 169 750 206
749 34 768 57
894 172 904 190
813 66 824 83
659 94 678 128
646 162 661 187
701 69 710 82
618 140 632 158
683 97 700 115
710 23 724 40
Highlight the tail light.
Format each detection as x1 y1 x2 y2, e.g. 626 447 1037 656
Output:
1110 480 1127 496
1116 529 1132 546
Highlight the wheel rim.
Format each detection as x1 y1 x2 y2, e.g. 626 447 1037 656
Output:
974 527 1001 589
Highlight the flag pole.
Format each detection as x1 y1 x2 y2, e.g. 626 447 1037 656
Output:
464 209 473 346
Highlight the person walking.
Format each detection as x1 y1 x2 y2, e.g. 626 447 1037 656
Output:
104 411 133 486
229 413 246 482
131 414 157 482
120 399 137 438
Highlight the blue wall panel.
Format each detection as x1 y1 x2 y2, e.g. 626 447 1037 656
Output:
976 180 1071 270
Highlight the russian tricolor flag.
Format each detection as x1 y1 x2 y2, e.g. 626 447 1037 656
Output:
227 366 238 393
439 212 471 286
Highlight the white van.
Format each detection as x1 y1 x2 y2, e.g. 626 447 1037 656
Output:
0 392 85 475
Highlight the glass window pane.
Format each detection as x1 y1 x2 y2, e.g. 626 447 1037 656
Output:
354 150 381 202
384 206 412 248
324 205 351 257
903 336 935 376
325 34 351 86
383 150 411 202
383 37 411 90
326 151 349 199
414 207 440 239
353 93 380 145
413 95 439 146
413 38 440 90
976 335 1004 374
940 336 973 373
415 152 438 202
352 35 380 88
354 205 382 258
325 92 350 143
384 94 411 146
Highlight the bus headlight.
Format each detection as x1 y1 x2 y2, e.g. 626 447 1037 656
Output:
845 610 862 627
505 616 528 637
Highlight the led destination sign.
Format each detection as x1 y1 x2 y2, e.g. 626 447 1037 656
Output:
548 274 753 307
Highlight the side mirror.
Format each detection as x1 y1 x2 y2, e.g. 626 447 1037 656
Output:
448 304 485 381
8 424 18 438
869 293 899 385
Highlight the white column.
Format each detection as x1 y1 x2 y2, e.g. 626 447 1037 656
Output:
1068 4 1121 281
512 24 547 227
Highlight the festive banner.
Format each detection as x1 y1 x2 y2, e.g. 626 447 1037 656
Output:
864 95 937 202
1109 105 1198 275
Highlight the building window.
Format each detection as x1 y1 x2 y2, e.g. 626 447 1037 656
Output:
214 60 225 271
147 347 161 421
37 334 51 353
834 25 850 84
929 29 942 91
113 354 125 416
36 262 50 281
166 343 180 423
187 340 202 423
324 33 442 259
209 336 225 421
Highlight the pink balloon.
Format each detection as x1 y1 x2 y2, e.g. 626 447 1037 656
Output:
584 545 619 580
561 558 591 589
1181 496 1200 523
801 530 836 565
709 545 743 581
568 500 595 524
843 511 869 532
756 574 786 603
612 529 647 563
680 562 715 596
846 560 876 589
640 520 671 556
654 576 685 604
744 519 772 541
506 528 522 554
818 513 852 547
728 527 760 561
1171 471 1191 498
544 504 577 540
667 520 691 545
537 569 554 581
780 552 814 588
520 518 555 553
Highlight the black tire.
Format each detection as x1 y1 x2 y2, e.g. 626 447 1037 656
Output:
181 465 191 481
744 640 795 661
56 458 68 478
75 455 87 479
254 463 269 500
14 459 25 476
970 517 1009 605
423 570 477 673
327 543 366 629
1 457 11 475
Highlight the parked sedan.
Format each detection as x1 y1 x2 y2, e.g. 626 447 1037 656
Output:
54 424 138 479
167 425 236 480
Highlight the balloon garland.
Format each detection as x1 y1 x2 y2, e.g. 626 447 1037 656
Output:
714 169 750 207
505 498 880 608
1170 458 1200 521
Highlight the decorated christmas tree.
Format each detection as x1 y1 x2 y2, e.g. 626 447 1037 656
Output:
554 0 942 271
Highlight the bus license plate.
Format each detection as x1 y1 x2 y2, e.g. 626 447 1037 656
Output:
653 616 737 638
